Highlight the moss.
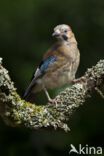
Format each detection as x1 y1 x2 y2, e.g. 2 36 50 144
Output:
0 58 104 131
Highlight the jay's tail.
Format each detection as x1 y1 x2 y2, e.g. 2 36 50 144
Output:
23 79 37 102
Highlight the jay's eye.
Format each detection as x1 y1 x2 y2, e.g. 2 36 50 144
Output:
64 30 67 33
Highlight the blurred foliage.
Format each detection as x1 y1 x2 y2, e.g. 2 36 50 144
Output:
0 0 104 156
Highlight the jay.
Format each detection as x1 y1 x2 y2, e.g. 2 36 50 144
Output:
24 24 80 102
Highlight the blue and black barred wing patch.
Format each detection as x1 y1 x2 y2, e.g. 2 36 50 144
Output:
34 56 57 79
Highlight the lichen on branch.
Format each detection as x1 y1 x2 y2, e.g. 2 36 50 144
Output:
0 58 104 131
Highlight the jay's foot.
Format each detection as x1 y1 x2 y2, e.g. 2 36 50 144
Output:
72 77 86 84
48 98 62 106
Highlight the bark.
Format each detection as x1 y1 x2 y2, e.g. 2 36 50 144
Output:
0 57 104 132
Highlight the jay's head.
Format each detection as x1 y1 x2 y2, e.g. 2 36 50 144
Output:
52 24 73 41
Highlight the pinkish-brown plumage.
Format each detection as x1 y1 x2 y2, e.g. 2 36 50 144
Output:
24 24 80 102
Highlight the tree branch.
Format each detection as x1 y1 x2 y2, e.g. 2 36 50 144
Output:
0 57 104 131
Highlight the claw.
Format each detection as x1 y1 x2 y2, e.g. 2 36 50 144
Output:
48 98 57 104
72 77 86 84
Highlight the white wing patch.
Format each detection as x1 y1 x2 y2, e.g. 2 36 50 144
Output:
34 68 42 79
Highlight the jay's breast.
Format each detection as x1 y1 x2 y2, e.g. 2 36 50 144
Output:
42 65 74 89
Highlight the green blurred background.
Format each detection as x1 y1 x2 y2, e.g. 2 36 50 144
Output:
0 0 104 155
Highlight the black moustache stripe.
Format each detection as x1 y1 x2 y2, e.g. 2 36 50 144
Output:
62 35 68 41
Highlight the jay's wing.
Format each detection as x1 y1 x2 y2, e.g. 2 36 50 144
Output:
23 56 57 99
34 55 57 79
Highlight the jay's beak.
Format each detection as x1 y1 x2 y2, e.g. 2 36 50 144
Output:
52 30 60 37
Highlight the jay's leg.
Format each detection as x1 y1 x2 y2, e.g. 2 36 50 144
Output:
43 87 52 102
43 87 59 105
72 76 86 84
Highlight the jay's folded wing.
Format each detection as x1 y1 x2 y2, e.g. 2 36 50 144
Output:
23 56 57 99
